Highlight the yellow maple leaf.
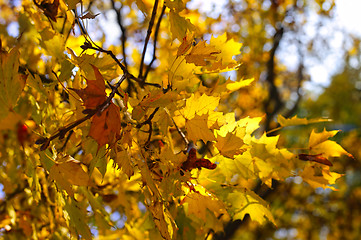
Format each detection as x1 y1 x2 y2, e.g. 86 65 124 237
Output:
215 130 246 158
277 115 331 127
182 185 228 222
169 10 196 40
209 33 242 64
300 165 342 190
185 114 216 142
147 201 176 240
182 93 220 120
116 149 134 179
184 40 220 66
308 128 352 158
227 188 276 225
199 77 254 97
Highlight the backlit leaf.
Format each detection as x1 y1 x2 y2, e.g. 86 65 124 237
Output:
184 40 219 66
185 114 216 142
169 10 196 40
227 188 276 225
308 128 352 158
277 115 331 127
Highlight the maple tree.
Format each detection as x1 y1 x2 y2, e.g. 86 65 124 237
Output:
0 0 355 239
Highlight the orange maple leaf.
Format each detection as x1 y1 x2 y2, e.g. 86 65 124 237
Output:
72 65 121 147
89 103 121 147
71 65 107 109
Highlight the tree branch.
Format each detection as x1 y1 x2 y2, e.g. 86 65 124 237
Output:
138 0 159 82
110 0 128 69
264 27 284 132
143 5 166 81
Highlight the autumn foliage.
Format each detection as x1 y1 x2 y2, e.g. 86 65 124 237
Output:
0 0 354 239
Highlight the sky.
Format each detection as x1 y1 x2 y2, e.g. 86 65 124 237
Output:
336 0 361 36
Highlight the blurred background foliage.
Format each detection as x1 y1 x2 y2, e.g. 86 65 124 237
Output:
1 0 360 239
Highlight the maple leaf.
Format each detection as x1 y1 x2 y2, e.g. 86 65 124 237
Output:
308 128 353 159
227 188 276 225
209 33 242 64
182 185 228 222
147 201 176 240
300 165 343 190
115 149 134 179
89 103 121 147
215 129 246 158
185 40 220 66
72 65 121 147
277 115 331 127
177 34 194 56
181 148 217 171
71 65 107 109
185 114 216 142
64 198 92 240
183 93 220 120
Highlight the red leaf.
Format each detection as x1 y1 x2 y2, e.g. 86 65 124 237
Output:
181 148 217 171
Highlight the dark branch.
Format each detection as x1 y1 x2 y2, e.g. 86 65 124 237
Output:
264 27 284 132
83 44 161 88
111 0 128 69
143 5 166 81
138 0 159 82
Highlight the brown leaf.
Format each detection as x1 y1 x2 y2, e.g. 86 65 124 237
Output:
36 0 59 22
181 148 217 171
79 12 100 20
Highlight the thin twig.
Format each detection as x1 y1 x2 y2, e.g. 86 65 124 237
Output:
143 5 166 81
164 108 189 149
137 107 160 128
138 0 159 81
84 44 161 88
